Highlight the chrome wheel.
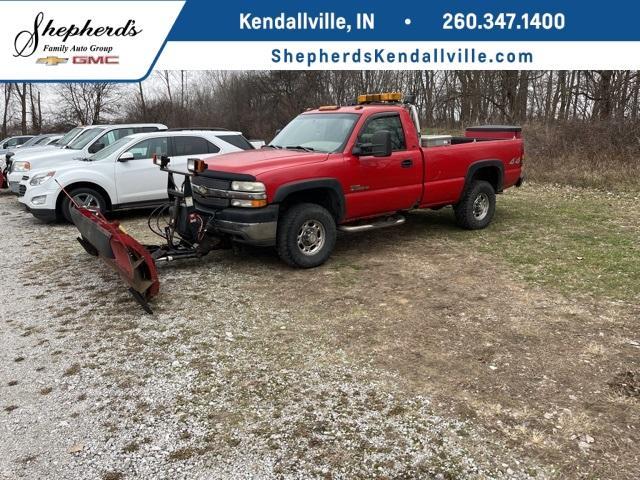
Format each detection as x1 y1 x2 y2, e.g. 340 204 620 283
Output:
296 220 325 256
472 192 490 220
73 193 101 211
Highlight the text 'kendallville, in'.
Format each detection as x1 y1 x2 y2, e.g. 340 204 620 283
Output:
239 12 375 32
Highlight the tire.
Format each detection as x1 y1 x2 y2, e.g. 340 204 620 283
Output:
61 187 107 223
276 203 337 268
453 180 496 230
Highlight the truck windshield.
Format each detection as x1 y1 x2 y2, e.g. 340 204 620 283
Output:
67 128 105 150
269 113 359 153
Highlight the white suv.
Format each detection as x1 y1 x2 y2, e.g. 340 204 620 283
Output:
19 130 251 222
7 123 167 192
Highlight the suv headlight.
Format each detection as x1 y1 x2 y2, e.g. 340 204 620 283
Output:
231 181 265 193
30 171 56 186
12 161 31 172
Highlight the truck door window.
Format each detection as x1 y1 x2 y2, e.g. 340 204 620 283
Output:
127 137 169 160
358 115 406 151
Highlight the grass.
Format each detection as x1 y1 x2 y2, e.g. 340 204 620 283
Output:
421 184 640 302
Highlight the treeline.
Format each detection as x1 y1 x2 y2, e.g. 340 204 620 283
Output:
3 71 640 140
124 71 640 139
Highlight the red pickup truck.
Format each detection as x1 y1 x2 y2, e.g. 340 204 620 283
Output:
71 92 524 310
186 93 524 267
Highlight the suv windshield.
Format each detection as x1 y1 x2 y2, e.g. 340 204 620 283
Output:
269 113 359 153
88 136 132 161
57 127 83 146
67 128 105 150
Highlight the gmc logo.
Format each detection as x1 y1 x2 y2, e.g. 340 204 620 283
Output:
72 56 119 64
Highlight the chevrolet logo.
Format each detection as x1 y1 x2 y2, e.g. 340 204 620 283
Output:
36 56 68 66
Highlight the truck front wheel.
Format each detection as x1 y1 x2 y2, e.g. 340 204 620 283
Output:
277 203 337 268
453 180 496 230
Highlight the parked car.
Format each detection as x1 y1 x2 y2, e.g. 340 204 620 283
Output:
20 130 253 222
0 135 34 156
7 124 167 193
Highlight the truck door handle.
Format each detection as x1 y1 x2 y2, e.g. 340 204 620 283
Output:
400 159 413 168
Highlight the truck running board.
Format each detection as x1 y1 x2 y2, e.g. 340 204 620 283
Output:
338 214 405 233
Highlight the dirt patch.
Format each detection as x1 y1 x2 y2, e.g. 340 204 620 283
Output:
609 372 640 399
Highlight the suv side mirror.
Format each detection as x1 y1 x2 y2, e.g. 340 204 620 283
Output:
88 142 105 154
118 151 134 162
353 130 392 157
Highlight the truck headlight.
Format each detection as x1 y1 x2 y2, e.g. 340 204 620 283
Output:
231 181 265 193
30 171 56 186
12 161 31 172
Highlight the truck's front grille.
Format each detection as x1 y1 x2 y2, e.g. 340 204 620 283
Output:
191 177 232 210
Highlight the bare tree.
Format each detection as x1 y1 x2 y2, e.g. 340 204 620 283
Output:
13 83 28 134
1 84 13 138
55 83 121 124
29 84 42 133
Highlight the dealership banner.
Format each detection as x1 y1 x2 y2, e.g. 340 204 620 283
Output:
2 0 640 80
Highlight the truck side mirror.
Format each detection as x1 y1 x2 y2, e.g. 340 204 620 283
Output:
353 130 392 157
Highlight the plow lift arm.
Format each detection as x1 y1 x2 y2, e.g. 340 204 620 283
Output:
70 155 215 314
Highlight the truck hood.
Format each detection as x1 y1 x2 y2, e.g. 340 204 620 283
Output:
202 149 329 177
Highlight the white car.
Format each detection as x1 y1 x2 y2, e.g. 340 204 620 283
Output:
19 130 251 222
7 123 167 193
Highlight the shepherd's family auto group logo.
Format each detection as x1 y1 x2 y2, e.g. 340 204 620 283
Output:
13 11 141 65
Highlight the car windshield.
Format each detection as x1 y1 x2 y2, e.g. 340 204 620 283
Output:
269 113 359 153
67 128 105 150
87 136 132 161
57 127 83 146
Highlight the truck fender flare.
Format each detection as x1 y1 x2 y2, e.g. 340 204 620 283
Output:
273 178 345 221
464 160 504 193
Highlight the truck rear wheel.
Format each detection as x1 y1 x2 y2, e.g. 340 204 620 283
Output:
277 203 337 268
453 180 496 230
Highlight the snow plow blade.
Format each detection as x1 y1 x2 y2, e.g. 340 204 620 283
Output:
70 206 160 313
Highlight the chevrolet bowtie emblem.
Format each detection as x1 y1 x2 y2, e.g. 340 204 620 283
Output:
36 56 68 66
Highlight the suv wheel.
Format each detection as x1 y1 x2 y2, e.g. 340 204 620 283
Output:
277 203 337 268
61 187 107 223
453 180 496 229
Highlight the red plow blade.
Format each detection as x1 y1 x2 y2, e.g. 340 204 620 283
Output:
71 206 160 313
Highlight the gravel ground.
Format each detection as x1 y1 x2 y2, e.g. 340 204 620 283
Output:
0 191 548 479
